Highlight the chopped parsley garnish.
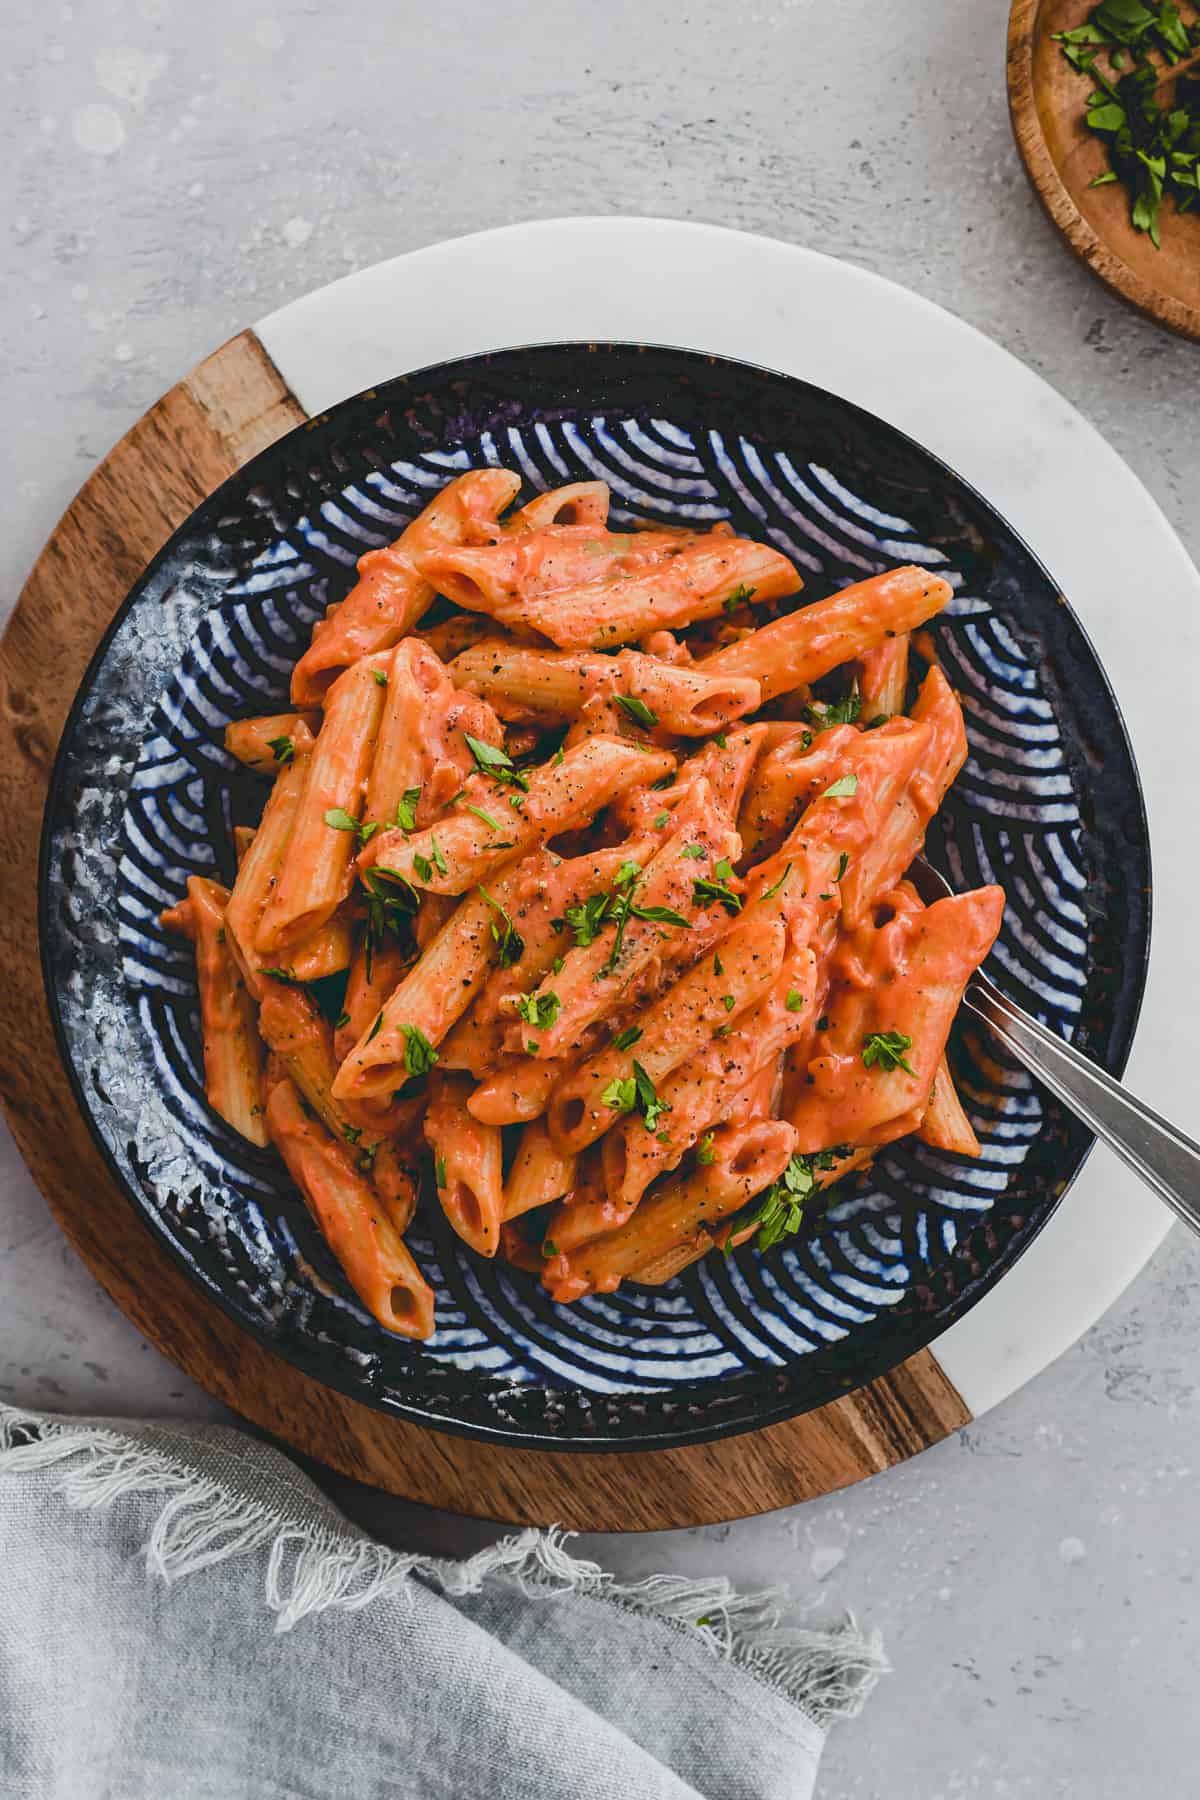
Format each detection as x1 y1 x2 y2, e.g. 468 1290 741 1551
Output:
722 994 736 1012
759 863 792 902
465 732 529 791
563 891 610 948
324 806 379 844
1054 1 1200 248
696 1132 716 1166
366 1009 385 1044
723 1148 847 1255
464 804 501 830
429 834 448 876
692 858 742 916
650 770 677 792
785 989 805 1012
723 582 756 613
400 1023 438 1077
261 966 302 985
435 1154 447 1188
862 1030 916 1075
714 732 727 749
343 1123 363 1144
821 774 859 800
266 734 295 765
836 853 850 881
654 810 670 828
806 682 861 729
864 713 889 731
335 1010 350 1030
681 844 705 860
551 955 564 974
516 990 561 1030
360 866 418 978
600 1058 671 1130
412 852 433 882
371 668 388 687
713 951 724 977
542 1238 559 1257
815 1015 830 1032
478 886 524 967
393 787 422 832
612 1025 643 1051
615 694 659 729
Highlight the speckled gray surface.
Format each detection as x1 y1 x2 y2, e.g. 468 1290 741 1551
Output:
3 2 1199 1794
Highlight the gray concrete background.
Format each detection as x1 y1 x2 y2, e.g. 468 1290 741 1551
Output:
3 3 1198 1794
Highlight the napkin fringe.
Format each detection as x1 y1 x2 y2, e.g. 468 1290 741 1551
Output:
0 1407 885 1726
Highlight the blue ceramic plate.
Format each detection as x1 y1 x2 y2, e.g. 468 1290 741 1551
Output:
40 343 1150 1450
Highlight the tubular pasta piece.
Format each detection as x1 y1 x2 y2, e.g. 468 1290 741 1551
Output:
224 713 319 772
180 876 267 1147
425 1071 504 1256
450 641 761 737
506 481 610 531
700 565 951 704
918 1053 981 1158
544 1117 798 1302
415 526 800 650
788 884 1004 1153
365 636 505 829
502 1118 578 1222
358 736 675 896
546 909 787 1154
291 468 520 704
857 634 909 720
265 1078 434 1338
257 654 389 952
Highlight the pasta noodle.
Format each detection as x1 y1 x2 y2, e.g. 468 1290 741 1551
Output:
163 461 1003 1330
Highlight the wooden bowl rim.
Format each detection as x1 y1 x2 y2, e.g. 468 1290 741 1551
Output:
1007 0 1200 343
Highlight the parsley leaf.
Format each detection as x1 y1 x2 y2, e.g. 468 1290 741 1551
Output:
435 1154 447 1188
563 891 610 948
399 1023 438 1077
653 810 670 828
465 733 529 791
478 885 524 968
324 806 378 844
394 787 422 832
612 1025 643 1051
464 804 501 830
429 834 448 876
366 1009 385 1044
861 1030 916 1075
836 852 850 881
692 858 742 916
821 774 859 799
785 988 805 1011
722 1149 848 1255
412 852 432 882
681 844 705 860
759 863 792 902
615 694 659 729
806 682 861 729
266 734 295 765
723 581 756 613
696 1132 716 1166
371 668 388 687
601 1074 637 1113
516 990 561 1030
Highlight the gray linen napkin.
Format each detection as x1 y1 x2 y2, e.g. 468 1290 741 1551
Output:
0 1404 884 1799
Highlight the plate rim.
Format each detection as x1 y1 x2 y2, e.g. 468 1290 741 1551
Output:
37 336 1153 1453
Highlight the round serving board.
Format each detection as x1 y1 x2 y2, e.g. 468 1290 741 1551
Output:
1008 0 1200 342
6 220 1192 1527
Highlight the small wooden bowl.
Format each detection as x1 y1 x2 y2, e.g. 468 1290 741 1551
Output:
1008 0 1200 341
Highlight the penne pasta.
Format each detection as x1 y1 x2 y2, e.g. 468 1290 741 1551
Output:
699 565 952 704
290 468 521 704
546 909 787 1154
425 1071 505 1256
224 712 320 772
788 884 1004 1152
357 735 675 897
414 525 800 650
163 876 268 1147
265 1078 434 1338
543 1117 798 1302
918 1052 981 1158
501 1118 578 1221
257 654 389 953
449 641 761 736
179 445 998 1314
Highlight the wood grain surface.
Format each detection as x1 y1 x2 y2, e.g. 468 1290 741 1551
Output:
0 328 971 1529
1008 0 1200 341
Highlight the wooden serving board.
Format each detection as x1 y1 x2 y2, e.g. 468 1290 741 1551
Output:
0 331 970 1529
1008 0 1200 341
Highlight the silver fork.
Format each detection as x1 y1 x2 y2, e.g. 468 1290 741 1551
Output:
911 857 1200 1238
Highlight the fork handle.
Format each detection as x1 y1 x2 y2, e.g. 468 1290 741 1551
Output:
963 974 1200 1238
